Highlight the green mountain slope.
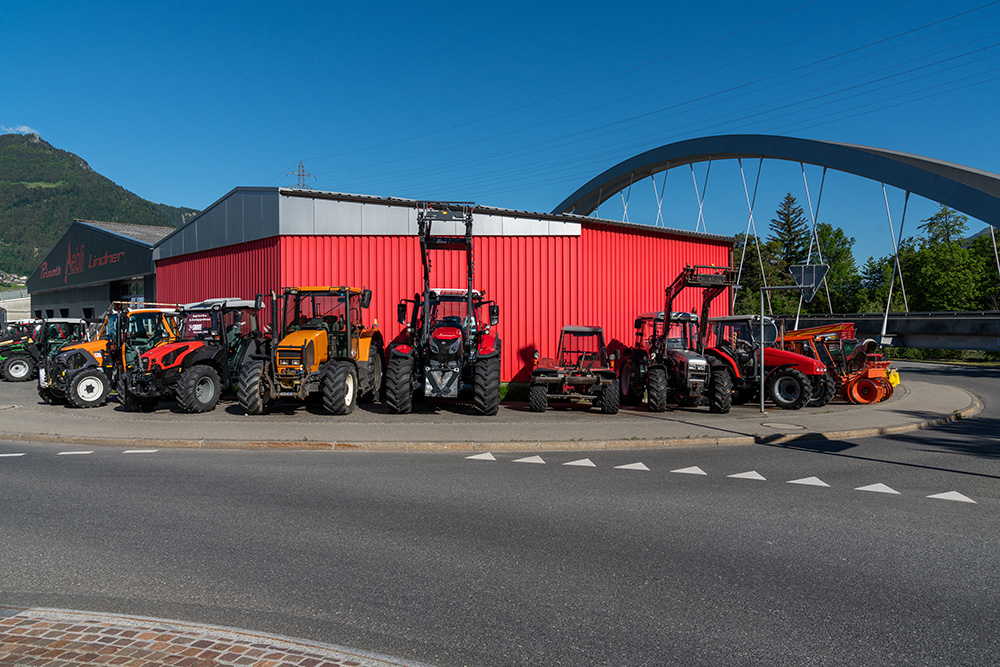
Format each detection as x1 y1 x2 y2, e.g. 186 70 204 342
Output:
0 133 198 275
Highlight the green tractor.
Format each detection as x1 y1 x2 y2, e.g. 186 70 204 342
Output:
1 318 89 382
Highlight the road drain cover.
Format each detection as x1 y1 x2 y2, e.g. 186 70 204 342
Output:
761 422 806 430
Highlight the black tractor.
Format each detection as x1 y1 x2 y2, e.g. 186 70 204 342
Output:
125 297 267 412
385 202 502 415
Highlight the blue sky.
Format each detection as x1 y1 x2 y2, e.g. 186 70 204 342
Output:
3 0 1000 263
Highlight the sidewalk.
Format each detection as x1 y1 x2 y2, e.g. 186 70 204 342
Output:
0 607 430 667
0 379 981 452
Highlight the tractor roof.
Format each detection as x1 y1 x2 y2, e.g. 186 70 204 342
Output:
561 325 604 334
430 288 482 299
181 298 258 312
285 286 364 295
42 318 88 324
637 311 699 323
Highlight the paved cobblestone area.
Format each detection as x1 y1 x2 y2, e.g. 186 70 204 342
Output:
0 608 428 667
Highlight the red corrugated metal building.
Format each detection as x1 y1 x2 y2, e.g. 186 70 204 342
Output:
154 188 733 381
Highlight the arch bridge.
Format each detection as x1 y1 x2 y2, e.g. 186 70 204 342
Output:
554 134 1000 350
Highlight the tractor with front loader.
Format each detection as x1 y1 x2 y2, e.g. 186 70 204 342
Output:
385 202 502 415
237 286 384 415
125 297 268 412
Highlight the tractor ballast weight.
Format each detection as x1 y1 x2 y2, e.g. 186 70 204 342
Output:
125 296 268 413
386 202 502 415
237 286 384 416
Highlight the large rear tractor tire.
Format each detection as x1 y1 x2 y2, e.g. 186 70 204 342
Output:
359 345 385 403
767 367 812 410
620 354 644 406
528 382 548 412
238 360 272 415
596 378 620 415
808 373 837 408
708 368 733 414
177 365 222 413
473 355 501 415
322 362 358 415
2 353 35 382
646 367 669 412
384 355 414 414
67 369 111 408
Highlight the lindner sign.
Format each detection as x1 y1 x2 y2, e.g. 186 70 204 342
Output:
28 222 155 294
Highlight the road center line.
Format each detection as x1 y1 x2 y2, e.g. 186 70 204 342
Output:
57 451 94 456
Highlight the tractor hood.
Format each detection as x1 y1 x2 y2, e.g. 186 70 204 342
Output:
763 346 826 375
278 329 328 351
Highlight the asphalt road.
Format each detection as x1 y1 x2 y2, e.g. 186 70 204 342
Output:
1 361 997 666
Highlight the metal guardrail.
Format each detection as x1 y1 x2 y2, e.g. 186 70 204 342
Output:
775 312 1000 351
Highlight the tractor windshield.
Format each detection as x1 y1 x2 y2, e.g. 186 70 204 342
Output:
558 330 608 369
665 319 698 350
126 312 168 342
180 311 221 340
99 314 118 341
429 297 476 332
284 293 349 333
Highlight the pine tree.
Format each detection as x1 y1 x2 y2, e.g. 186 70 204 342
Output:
768 193 810 269
917 205 968 246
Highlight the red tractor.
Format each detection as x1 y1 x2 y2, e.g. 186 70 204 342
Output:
386 202 502 415
705 315 828 410
529 326 619 414
125 297 268 412
620 265 737 413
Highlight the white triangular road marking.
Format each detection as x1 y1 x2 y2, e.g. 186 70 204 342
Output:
615 462 649 471
855 483 900 495
564 458 596 467
513 455 545 464
465 452 496 461
787 476 829 487
671 466 707 475
729 470 766 481
927 491 976 504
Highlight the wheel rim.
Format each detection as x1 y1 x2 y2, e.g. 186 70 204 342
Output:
853 378 879 403
773 376 801 403
8 359 29 378
76 375 105 402
344 372 355 407
196 376 216 403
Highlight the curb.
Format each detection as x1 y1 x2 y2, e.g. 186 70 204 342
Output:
0 393 982 453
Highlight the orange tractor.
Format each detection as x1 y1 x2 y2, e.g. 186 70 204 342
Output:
780 323 900 404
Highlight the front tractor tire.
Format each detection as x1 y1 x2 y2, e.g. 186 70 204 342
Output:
596 378 620 415
238 360 272 415
646 366 669 412
708 368 733 414
2 353 35 382
38 386 67 405
767 367 812 410
473 355 501 416
322 361 358 415
385 355 414 414
177 365 222 413
67 369 111 408
528 382 548 412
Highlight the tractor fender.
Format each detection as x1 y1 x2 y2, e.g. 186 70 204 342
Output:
477 334 501 358
705 348 741 379
390 343 414 358
180 346 223 373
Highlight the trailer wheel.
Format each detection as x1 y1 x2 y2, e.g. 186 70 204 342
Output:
708 368 733 414
385 355 413 414
2 353 35 382
322 362 358 415
646 367 668 412
238 360 272 415
67 369 110 408
177 365 221 413
473 355 501 415
767 367 812 410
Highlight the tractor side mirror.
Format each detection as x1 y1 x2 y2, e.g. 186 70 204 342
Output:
397 303 408 324
489 305 500 327
361 289 372 309
254 293 264 311
634 318 642 330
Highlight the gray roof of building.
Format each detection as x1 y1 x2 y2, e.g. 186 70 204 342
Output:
78 220 177 246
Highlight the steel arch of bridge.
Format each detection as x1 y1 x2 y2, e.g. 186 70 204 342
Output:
553 134 1000 228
